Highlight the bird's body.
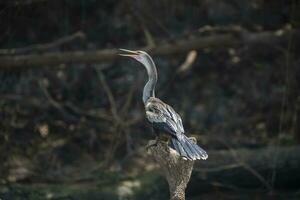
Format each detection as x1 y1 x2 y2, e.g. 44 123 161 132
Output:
145 97 184 135
145 97 207 160
119 49 208 160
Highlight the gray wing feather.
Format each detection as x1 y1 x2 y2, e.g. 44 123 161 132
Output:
146 102 185 136
165 105 185 134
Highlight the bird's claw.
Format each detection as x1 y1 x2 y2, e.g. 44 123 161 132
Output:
146 139 158 150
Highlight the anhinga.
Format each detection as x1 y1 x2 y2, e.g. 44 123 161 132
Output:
119 49 208 161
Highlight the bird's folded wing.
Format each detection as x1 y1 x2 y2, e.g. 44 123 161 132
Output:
146 103 185 136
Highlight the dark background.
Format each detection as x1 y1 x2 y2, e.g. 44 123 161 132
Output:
0 0 300 199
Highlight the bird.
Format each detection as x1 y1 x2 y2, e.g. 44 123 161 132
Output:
119 49 208 161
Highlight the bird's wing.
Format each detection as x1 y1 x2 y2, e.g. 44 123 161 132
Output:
146 100 184 136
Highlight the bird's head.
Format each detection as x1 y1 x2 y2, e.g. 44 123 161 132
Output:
119 48 158 103
119 48 152 67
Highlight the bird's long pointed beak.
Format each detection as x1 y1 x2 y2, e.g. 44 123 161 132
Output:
119 48 139 57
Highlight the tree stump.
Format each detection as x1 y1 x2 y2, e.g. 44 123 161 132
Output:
147 139 196 200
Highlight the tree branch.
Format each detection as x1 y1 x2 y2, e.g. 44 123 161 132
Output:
0 31 85 55
0 29 298 69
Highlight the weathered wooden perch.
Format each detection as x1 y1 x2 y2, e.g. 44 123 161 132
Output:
147 139 198 200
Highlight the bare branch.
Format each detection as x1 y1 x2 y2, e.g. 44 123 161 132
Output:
0 31 85 55
96 70 120 123
177 50 197 73
0 28 298 69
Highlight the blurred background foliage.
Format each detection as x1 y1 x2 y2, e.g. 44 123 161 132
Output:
0 0 300 199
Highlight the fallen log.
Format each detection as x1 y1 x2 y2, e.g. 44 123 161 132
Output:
145 138 300 199
188 145 300 194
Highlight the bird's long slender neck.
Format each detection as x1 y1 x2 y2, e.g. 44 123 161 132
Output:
143 55 158 104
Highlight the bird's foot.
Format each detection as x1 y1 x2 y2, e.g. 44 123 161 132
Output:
146 137 159 150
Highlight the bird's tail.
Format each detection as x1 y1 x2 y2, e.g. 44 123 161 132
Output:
171 135 208 160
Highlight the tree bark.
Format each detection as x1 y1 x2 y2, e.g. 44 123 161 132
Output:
147 139 199 200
